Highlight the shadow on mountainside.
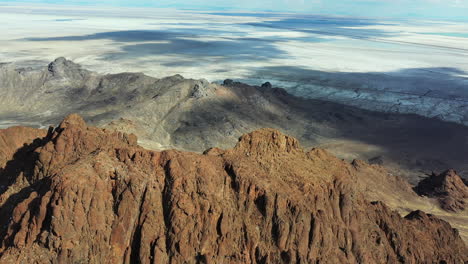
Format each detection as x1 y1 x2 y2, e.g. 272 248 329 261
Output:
0 132 53 248
0 133 51 195
175 82 468 183
243 66 468 101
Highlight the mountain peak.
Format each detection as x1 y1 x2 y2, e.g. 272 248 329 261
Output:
47 57 86 78
58 113 87 130
233 128 302 155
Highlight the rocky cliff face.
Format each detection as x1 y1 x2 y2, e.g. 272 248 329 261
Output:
0 115 466 263
415 169 468 212
0 126 48 199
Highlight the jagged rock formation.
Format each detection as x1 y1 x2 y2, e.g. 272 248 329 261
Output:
415 169 468 212
0 115 466 263
2 58 468 186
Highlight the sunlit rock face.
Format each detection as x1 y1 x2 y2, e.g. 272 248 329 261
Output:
2 6 468 124
0 115 466 263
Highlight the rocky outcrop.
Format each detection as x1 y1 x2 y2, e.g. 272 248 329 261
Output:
415 169 468 212
0 115 465 263
47 57 89 79
191 80 213 99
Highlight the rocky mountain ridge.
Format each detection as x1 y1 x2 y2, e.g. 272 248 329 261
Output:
2 58 468 186
0 114 466 263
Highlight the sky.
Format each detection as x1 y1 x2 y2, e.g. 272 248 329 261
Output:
1 0 468 20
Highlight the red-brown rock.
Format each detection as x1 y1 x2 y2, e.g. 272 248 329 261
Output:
0 115 466 263
0 126 47 169
415 169 468 212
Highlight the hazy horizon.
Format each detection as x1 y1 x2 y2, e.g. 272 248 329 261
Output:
1 0 468 21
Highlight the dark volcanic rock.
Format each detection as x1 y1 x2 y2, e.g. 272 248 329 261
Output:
0 115 466 263
415 169 468 212
261 82 272 89
368 156 384 165
223 79 233 86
